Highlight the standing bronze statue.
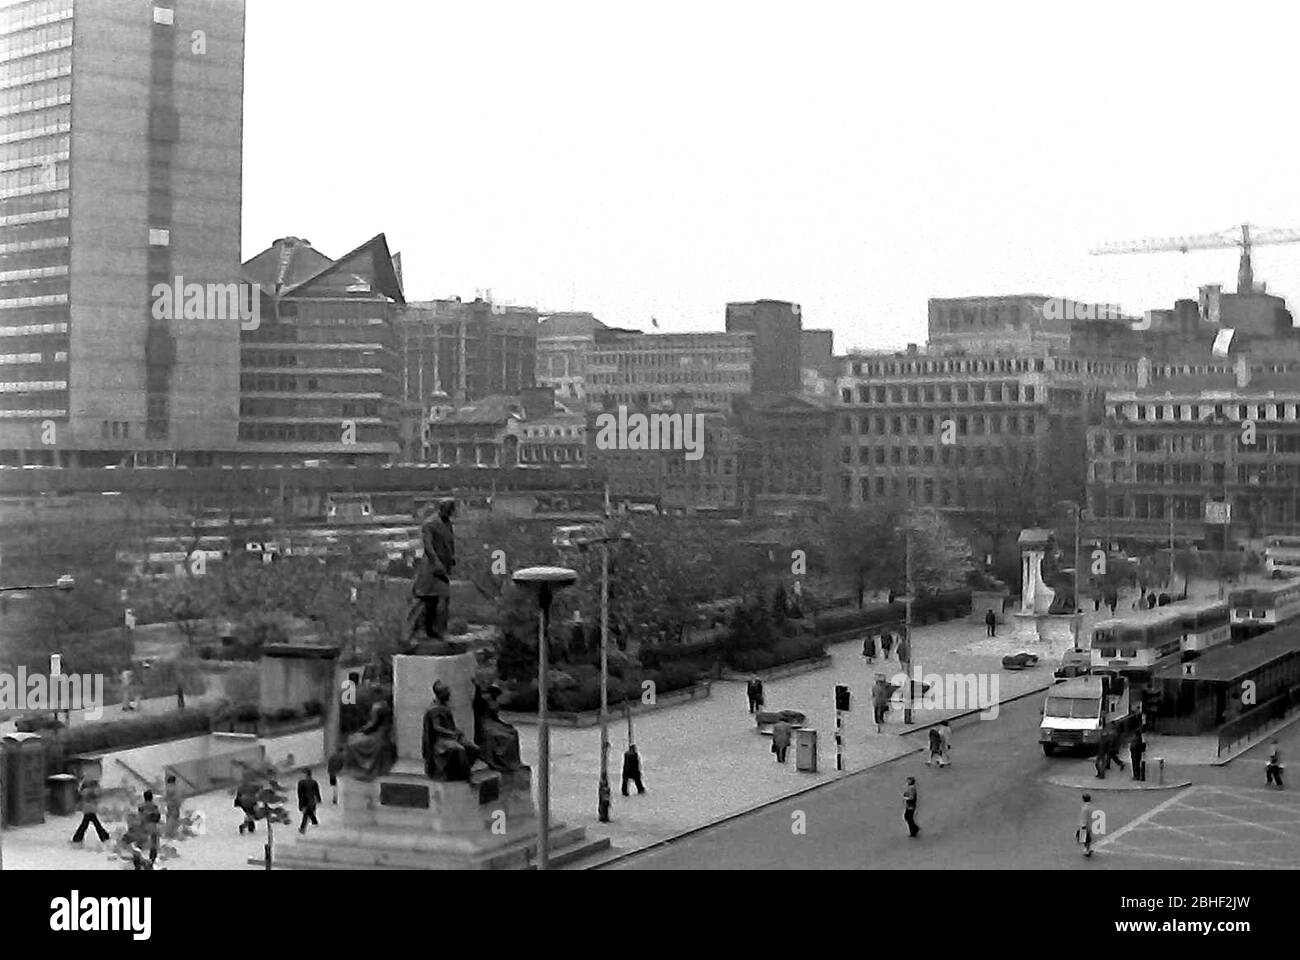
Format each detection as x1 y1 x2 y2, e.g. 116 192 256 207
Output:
421 679 481 781
407 498 458 653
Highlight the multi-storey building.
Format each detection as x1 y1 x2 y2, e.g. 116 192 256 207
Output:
516 386 586 468
585 329 752 410
535 311 604 401
422 394 523 468
0 0 245 466
1087 355 1300 549
238 234 403 465
725 300 802 394
397 297 537 408
734 392 837 518
836 343 1140 515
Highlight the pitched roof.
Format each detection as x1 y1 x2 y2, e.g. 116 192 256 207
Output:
241 234 405 303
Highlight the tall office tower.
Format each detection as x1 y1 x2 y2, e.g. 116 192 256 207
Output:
0 0 244 467
725 300 802 394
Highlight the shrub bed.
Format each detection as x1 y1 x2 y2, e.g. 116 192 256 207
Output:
727 636 827 673
637 637 724 671
502 662 702 714
52 706 220 760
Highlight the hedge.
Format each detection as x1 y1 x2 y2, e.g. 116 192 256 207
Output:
637 637 724 671
728 636 827 673
502 662 701 714
49 705 220 762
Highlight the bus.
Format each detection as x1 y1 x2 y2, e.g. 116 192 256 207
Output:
1228 579 1300 639
1088 606 1185 685
1176 599 1231 659
1263 535 1300 578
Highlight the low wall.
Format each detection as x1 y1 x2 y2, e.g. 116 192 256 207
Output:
970 592 1012 624
720 655 833 683
501 681 713 729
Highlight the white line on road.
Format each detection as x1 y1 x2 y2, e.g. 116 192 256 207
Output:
1096 786 1196 848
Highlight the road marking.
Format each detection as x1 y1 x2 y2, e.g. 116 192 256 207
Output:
1096 786 1195 847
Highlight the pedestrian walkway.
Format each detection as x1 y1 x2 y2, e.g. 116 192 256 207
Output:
1046 759 1191 791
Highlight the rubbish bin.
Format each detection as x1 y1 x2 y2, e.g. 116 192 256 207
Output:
47 773 78 816
2 732 48 827
795 728 818 773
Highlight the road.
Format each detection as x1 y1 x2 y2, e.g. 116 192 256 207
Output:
609 695 1300 870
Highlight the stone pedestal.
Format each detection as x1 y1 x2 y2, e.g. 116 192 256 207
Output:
392 652 477 765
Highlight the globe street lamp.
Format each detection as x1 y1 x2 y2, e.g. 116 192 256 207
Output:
511 565 578 871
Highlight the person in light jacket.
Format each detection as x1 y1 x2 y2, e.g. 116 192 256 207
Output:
772 721 793 763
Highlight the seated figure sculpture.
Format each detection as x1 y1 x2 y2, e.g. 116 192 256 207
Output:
422 680 481 781
472 681 523 772
343 696 397 781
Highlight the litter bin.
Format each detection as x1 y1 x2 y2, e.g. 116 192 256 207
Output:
795 728 818 772
47 773 78 816
2 732 48 827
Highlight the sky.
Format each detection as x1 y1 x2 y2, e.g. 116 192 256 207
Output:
243 0 1300 352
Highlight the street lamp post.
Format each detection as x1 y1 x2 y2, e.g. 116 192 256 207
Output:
575 530 632 824
903 526 914 725
511 565 577 871
0 575 74 871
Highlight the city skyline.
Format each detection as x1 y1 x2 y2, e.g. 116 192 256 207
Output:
245 0 1300 350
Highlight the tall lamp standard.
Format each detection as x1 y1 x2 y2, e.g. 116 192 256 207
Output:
1056 501 1085 648
0 574 74 872
574 529 632 823
511 565 578 871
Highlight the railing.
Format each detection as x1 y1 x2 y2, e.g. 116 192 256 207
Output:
1216 684 1300 757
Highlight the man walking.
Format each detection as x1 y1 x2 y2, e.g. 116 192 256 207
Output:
137 790 162 866
771 722 792 764
926 726 942 766
163 774 182 838
871 675 892 733
326 744 346 804
937 721 952 767
622 744 646 794
862 634 876 664
1266 741 1285 788
896 630 911 668
902 777 920 837
1129 730 1146 782
1078 793 1095 858
747 676 765 714
881 631 894 661
985 609 997 637
71 779 110 845
297 768 322 833
1106 732 1126 772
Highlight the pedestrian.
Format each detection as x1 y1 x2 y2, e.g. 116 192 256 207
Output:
163 774 182 838
926 726 942 765
1146 592 1157 610
881 631 894 660
1107 593 1118 615
772 722 793 763
1094 737 1108 779
896 631 911 667
1266 741 1285 788
1078 793 1095 857
137 790 162 865
871 675 891 733
1106 733 1126 772
235 774 258 835
297 768 322 833
327 744 346 804
120 668 134 711
1129 730 1146 782
747 676 765 714
903 776 920 837
176 684 185 711
1093 594 1101 612
937 721 952 767
71 779 110 845
862 634 876 664
985 609 997 637
622 743 646 794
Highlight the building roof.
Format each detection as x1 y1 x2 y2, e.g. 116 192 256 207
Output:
1155 624 1300 683
538 313 606 338
242 234 405 304
242 237 333 290
1127 371 1300 397
434 395 523 425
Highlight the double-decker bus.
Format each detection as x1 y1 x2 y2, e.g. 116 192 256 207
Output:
1176 599 1231 660
1229 579 1300 639
1263 535 1300 578
1088 606 1185 686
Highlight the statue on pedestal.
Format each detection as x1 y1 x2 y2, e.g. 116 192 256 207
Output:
343 696 396 781
472 681 523 772
422 680 481 781
407 499 462 655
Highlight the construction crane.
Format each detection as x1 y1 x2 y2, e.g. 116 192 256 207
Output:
1092 223 1300 294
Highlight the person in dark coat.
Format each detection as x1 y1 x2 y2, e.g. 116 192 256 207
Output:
137 790 161 865
746 677 765 713
408 499 456 647
862 634 876 664
881 631 894 660
621 744 645 794
1266 741 1285 788
163 774 182 838
903 776 920 837
985 609 997 637
1146 592 1157 610
71 780 110 844
1129 730 1146 782
297 769 322 833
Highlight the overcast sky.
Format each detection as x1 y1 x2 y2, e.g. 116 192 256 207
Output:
243 0 1300 351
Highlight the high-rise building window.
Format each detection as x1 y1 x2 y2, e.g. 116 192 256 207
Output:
148 227 169 246
153 7 175 25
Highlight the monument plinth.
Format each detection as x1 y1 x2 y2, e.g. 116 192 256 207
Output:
1012 528 1078 648
276 653 606 869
